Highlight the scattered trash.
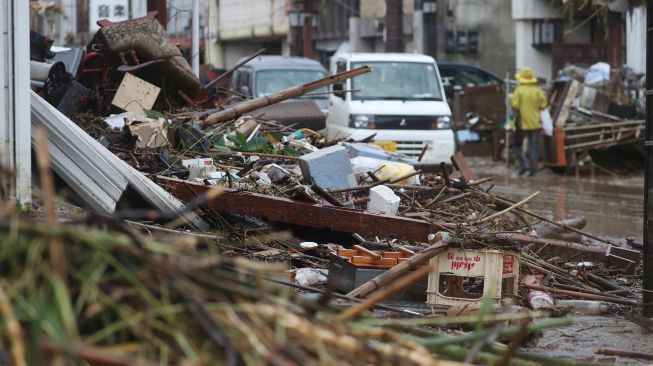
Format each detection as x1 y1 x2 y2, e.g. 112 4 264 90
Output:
127 117 169 148
557 300 608 315
366 185 400 215
299 242 319 250
528 291 555 310
299 145 357 190
18 33 650 364
112 73 161 115
293 268 328 287
427 249 520 306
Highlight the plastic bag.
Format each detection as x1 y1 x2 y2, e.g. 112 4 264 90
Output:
540 108 553 137
584 62 610 87
350 156 419 185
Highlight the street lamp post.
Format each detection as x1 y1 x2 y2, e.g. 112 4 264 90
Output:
288 7 318 58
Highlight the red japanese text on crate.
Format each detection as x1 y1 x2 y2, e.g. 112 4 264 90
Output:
503 255 515 275
447 252 481 271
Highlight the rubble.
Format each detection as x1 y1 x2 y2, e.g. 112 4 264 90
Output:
13 23 650 366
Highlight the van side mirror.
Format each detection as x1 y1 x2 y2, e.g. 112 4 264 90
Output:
333 83 344 99
239 85 250 97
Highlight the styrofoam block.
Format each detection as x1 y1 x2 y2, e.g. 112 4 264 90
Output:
182 157 213 169
189 164 218 180
299 145 356 190
366 185 400 215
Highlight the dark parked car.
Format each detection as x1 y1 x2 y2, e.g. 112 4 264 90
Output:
437 61 505 100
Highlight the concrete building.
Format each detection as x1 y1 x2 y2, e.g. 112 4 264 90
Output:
511 0 644 82
208 0 516 74
434 0 515 76
207 0 291 69
312 0 514 75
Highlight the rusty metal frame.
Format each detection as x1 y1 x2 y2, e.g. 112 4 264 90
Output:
156 176 435 242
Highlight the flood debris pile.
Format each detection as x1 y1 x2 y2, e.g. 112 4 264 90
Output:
545 62 646 173
0 203 578 366
17 18 651 366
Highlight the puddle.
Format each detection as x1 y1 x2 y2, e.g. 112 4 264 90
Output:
469 157 644 241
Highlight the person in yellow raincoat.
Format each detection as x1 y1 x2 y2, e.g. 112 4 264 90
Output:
511 67 547 176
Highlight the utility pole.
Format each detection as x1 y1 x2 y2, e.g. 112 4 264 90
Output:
385 0 404 52
191 0 200 77
302 0 315 58
147 0 167 28
643 0 653 318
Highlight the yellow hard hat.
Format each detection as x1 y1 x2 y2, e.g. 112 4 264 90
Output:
516 67 537 84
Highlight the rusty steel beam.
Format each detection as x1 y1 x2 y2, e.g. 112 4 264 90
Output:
156 176 435 242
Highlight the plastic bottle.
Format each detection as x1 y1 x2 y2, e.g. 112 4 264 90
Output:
282 130 304 143
527 290 554 309
556 300 608 315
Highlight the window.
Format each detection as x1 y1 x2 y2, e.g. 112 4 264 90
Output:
454 69 496 88
254 70 327 98
350 62 443 101
532 20 562 48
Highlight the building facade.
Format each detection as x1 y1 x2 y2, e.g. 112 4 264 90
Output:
208 0 516 75
512 0 645 82
207 0 291 69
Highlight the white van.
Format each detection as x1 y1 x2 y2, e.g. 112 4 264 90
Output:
326 53 455 163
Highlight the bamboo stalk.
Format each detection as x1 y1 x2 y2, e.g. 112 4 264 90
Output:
522 284 640 306
471 191 539 225
201 66 371 127
335 263 433 322
495 321 530 366
358 310 550 327
35 128 67 283
597 348 653 360
0 284 26 366
41 340 162 366
346 239 451 298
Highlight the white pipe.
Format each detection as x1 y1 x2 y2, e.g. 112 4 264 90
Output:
191 0 200 78
30 61 54 82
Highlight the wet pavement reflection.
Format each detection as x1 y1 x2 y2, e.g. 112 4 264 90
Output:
469 157 644 241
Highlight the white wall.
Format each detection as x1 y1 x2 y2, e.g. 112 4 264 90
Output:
515 20 553 82
217 0 289 40
626 5 646 73
512 0 566 82
512 0 563 20
205 0 221 67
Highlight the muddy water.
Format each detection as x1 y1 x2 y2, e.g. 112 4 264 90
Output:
468 157 644 241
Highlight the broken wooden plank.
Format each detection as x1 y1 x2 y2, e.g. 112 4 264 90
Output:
450 151 476 182
157 176 436 242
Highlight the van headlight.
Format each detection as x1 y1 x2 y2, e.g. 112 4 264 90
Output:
435 116 452 129
349 114 376 129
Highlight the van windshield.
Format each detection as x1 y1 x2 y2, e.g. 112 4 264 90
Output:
350 62 443 101
255 69 327 98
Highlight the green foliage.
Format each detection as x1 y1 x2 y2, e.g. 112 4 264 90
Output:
143 109 166 120
224 131 300 156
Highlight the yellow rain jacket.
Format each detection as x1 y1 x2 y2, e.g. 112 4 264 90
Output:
511 84 547 131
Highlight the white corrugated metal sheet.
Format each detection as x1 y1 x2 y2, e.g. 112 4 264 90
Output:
31 91 208 230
